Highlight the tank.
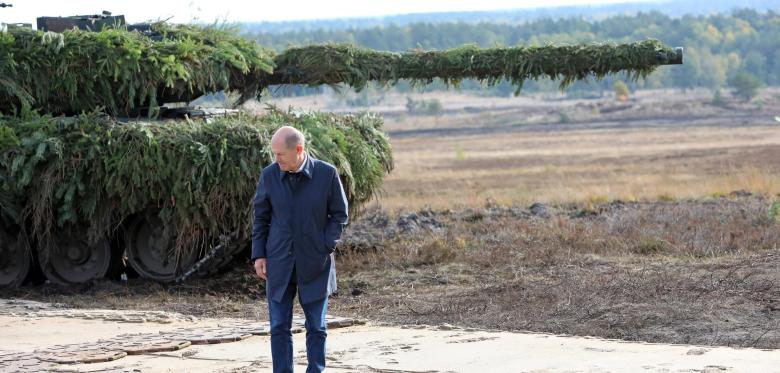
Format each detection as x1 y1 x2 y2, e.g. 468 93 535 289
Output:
0 13 682 287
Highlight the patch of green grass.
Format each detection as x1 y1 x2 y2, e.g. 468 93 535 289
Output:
589 194 610 205
454 145 466 161
632 238 670 255
769 200 780 222
709 191 728 198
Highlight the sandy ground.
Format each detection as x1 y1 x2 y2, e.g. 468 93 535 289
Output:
1 300 778 373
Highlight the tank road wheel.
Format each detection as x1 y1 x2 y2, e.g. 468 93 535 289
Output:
0 230 31 287
125 215 197 282
40 230 117 285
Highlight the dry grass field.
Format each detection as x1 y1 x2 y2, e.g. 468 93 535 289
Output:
376 92 780 210
264 88 780 210
381 125 780 209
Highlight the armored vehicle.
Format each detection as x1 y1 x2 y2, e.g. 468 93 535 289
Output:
0 12 682 287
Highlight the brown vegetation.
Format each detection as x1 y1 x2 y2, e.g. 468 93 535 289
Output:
6 194 777 349
332 195 779 348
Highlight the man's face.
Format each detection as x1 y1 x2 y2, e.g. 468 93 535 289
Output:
272 139 303 172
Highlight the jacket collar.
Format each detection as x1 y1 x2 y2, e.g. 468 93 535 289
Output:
278 152 314 181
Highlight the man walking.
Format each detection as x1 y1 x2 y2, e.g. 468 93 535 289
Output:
252 126 348 373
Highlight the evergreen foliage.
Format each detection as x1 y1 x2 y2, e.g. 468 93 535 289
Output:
729 71 762 101
0 24 677 116
0 23 274 116
0 108 393 256
269 40 678 92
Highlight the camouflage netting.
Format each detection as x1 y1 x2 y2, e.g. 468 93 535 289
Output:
0 23 678 116
269 40 679 92
0 108 393 257
0 23 274 116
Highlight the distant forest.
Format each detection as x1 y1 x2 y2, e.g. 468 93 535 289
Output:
249 8 780 96
244 0 780 34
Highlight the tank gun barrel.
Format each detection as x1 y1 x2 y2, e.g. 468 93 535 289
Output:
267 40 683 91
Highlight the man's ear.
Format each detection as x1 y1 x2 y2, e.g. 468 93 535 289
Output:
297 144 304 155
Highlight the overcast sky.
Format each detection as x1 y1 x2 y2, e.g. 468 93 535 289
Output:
0 0 654 24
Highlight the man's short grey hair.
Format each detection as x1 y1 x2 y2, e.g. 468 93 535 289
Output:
275 126 305 149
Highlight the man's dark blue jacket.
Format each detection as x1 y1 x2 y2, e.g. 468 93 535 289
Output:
251 155 348 304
